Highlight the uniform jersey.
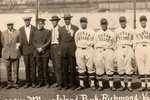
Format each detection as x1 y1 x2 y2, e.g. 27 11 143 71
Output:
75 28 95 48
94 29 116 49
134 26 150 45
115 26 134 47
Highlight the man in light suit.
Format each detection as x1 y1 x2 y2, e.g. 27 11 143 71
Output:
1 21 21 89
59 13 79 90
19 16 37 88
0 31 2 89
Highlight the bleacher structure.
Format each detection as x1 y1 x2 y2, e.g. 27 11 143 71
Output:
0 0 149 13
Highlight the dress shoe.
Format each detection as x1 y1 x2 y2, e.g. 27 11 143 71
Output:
51 83 58 88
45 84 50 88
110 86 116 91
24 83 31 88
63 85 69 90
91 86 96 91
97 86 103 91
5 85 13 89
119 86 126 91
127 87 133 92
76 86 85 91
71 85 77 90
32 83 36 88
58 85 62 90
138 87 146 92
36 83 43 88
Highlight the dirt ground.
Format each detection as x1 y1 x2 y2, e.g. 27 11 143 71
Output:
0 59 150 100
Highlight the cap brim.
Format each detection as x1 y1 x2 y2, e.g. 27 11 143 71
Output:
50 19 60 21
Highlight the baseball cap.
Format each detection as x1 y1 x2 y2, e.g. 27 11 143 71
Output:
100 18 108 24
140 15 147 21
80 17 87 22
119 16 126 22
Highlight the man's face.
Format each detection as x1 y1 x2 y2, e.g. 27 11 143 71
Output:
38 21 45 29
80 21 87 29
24 19 31 27
51 20 58 27
120 20 127 28
64 18 71 26
140 20 147 28
101 23 107 31
7 24 14 31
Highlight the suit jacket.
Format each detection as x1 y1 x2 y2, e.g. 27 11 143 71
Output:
19 25 37 56
1 29 21 59
59 24 79 57
0 31 2 58
33 28 51 57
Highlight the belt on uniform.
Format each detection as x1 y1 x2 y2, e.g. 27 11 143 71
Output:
81 48 86 50
122 46 126 48
142 44 147 47
96 47 113 51
51 44 59 45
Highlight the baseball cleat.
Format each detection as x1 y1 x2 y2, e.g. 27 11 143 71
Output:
138 87 146 92
119 86 126 91
97 86 103 91
127 87 133 92
110 86 116 91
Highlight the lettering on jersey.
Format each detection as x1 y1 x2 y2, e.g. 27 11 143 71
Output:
97 32 113 43
137 30 150 40
117 31 132 41
78 31 92 40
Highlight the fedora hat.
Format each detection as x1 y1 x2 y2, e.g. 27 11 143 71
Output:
62 12 73 18
50 15 60 21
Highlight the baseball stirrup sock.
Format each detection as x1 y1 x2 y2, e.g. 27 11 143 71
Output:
141 75 146 87
127 75 132 87
89 73 95 87
147 75 150 87
97 74 103 87
79 73 85 87
108 75 113 87
120 74 125 87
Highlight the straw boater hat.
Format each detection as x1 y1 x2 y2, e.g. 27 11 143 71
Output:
37 17 46 22
50 15 60 21
6 19 14 25
23 15 32 20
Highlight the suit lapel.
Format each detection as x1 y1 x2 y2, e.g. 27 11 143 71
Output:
29 25 34 43
9 29 16 44
22 26 28 43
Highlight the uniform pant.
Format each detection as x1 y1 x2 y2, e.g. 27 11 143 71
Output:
135 44 150 75
23 54 36 84
76 47 95 74
51 44 62 86
115 45 134 75
4 59 19 85
94 48 115 75
35 57 49 84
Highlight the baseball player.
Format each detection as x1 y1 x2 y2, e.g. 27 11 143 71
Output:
134 15 150 91
115 16 134 91
94 18 116 91
75 17 95 91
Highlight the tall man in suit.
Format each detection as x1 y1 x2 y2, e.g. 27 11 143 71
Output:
1 21 21 89
33 18 51 88
59 13 79 90
50 15 63 90
19 16 37 88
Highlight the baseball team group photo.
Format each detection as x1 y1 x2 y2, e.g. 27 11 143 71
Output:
0 0 150 99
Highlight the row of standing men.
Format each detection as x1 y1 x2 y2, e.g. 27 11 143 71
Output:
0 13 150 92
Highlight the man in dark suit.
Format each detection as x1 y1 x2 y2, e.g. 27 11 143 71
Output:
59 13 79 90
19 16 37 88
50 15 63 90
1 21 21 89
33 18 51 88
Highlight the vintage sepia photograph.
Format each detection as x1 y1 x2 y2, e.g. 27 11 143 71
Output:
0 0 150 100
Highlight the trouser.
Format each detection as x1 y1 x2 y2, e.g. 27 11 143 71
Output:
94 48 115 75
23 54 36 84
116 45 134 75
135 44 150 75
35 57 49 84
51 44 62 86
4 59 19 85
62 56 76 87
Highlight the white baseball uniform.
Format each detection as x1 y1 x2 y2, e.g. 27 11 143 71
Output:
75 28 95 74
115 26 134 75
94 29 116 75
134 26 150 75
